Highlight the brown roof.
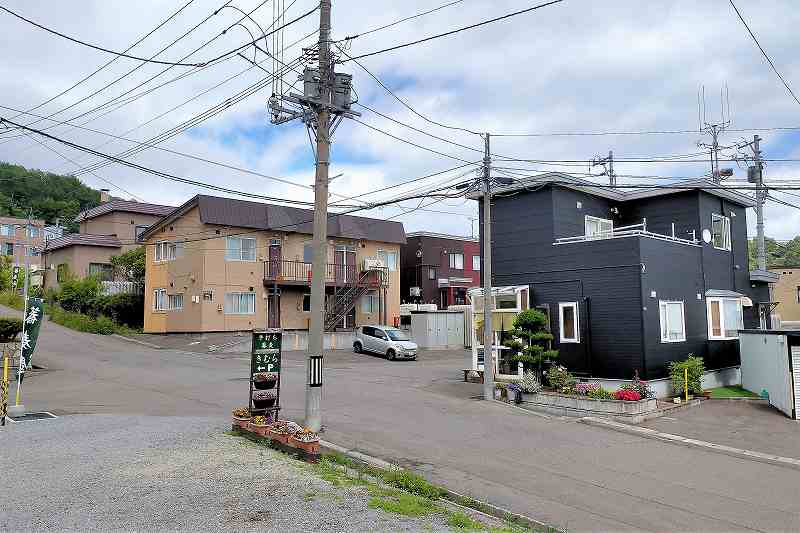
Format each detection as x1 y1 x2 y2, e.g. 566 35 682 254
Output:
42 233 122 252
75 200 174 222
141 195 407 244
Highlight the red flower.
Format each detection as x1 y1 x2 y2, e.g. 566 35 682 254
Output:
614 390 641 401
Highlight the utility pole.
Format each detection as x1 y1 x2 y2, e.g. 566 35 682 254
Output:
753 135 766 271
590 151 615 186
482 133 495 401
305 0 332 432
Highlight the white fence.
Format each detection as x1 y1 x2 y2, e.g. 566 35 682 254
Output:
101 281 143 296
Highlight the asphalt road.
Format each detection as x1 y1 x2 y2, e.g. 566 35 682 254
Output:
11 316 800 532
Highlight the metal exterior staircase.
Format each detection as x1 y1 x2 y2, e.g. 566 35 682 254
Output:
324 269 381 331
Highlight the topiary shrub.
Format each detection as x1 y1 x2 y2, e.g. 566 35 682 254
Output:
545 364 576 393
668 354 705 395
0 317 22 342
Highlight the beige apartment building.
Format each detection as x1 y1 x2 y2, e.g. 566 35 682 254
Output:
0 215 45 268
771 266 800 326
141 195 406 334
41 196 173 291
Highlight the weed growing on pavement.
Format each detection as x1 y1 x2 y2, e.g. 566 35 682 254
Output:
368 491 440 517
381 469 447 500
448 511 484 530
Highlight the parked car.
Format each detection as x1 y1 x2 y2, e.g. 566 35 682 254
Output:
353 325 417 360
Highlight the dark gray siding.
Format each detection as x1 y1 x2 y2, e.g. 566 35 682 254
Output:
620 191 699 239
551 186 616 239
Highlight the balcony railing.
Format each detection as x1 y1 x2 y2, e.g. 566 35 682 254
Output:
263 259 388 286
554 221 700 247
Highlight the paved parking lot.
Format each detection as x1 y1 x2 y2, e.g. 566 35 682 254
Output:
10 315 800 532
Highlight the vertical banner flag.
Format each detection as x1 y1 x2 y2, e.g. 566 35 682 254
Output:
20 298 44 371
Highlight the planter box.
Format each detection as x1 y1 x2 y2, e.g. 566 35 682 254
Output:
288 435 320 455
232 416 251 429
248 423 271 437
268 429 291 445
520 391 661 422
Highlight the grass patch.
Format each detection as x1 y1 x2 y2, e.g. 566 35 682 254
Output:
708 385 759 398
448 511 484 530
0 292 24 311
368 491 440 517
381 469 446 500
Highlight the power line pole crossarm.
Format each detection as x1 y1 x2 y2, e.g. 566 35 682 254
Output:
305 0 332 433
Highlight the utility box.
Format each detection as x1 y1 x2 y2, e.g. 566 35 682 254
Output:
409 310 465 349
332 72 353 110
739 330 800 420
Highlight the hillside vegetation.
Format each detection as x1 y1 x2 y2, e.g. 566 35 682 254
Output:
0 161 100 231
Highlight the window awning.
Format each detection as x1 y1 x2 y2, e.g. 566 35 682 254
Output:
705 289 745 299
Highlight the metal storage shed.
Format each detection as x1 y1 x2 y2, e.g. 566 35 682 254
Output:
739 330 800 420
409 310 465 349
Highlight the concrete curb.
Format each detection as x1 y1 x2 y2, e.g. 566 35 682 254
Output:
318 439 555 531
580 416 800 471
111 334 163 350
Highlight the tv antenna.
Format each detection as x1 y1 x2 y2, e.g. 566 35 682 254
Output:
697 84 734 182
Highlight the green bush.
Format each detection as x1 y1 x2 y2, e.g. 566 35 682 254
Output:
0 317 22 342
56 276 101 315
668 354 705 395
587 387 616 400
48 306 117 335
94 293 144 328
545 364 576 392
0 291 24 311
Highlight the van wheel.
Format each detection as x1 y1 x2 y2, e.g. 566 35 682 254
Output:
353 342 362 354
387 349 396 361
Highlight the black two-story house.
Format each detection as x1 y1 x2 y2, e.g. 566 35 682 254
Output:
478 173 777 380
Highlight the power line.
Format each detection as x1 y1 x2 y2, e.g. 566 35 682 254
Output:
0 116 367 208
728 0 800 107
342 0 465 41
489 126 800 138
2 0 197 125
350 118 474 163
0 4 205 67
340 0 563 63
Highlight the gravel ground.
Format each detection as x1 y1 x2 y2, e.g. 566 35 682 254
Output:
0 415 455 532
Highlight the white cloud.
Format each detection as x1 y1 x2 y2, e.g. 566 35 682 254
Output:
0 0 799 239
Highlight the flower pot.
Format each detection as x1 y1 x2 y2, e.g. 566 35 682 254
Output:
253 378 277 390
253 397 277 409
268 429 290 445
494 389 502 400
232 416 251 429
289 435 320 455
248 423 271 437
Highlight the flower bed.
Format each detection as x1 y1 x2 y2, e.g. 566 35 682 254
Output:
522 390 658 416
230 414 320 463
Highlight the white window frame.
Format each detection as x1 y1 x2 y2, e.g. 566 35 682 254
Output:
225 236 257 262
377 249 398 271
153 288 167 311
472 255 480 271
558 302 580 343
224 292 256 315
154 241 183 262
584 215 613 239
659 300 686 343
711 213 731 251
361 291 378 313
706 296 743 340
168 293 184 311
449 252 464 270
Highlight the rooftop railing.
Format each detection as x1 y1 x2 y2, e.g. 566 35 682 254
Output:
554 220 700 247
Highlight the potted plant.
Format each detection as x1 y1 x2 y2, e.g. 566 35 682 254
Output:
231 407 251 429
248 414 274 436
253 372 278 390
252 389 277 409
268 419 301 445
289 428 321 454
494 382 506 400
507 383 523 404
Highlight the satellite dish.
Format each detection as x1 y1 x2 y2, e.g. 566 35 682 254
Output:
702 229 712 244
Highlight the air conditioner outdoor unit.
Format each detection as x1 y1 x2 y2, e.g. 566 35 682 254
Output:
363 258 385 270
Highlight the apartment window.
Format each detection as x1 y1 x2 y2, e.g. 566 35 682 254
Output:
26 246 38 257
472 255 480 271
302 293 311 312
659 301 686 343
155 241 183 262
27 226 39 238
449 252 464 270
225 236 256 261
585 215 613 239
303 242 313 263
361 291 378 313
0 224 13 237
225 292 255 314
153 288 167 311
88 263 114 282
3 243 13 256
168 294 184 311
135 225 149 239
559 302 580 343
428 268 436 280
378 250 398 271
711 214 731 251
707 297 743 340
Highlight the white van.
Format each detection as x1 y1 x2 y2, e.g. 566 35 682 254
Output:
353 325 418 360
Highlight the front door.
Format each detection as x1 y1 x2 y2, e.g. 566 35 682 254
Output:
268 239 282 279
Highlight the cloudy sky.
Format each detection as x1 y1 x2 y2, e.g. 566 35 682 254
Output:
0 0 799 239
